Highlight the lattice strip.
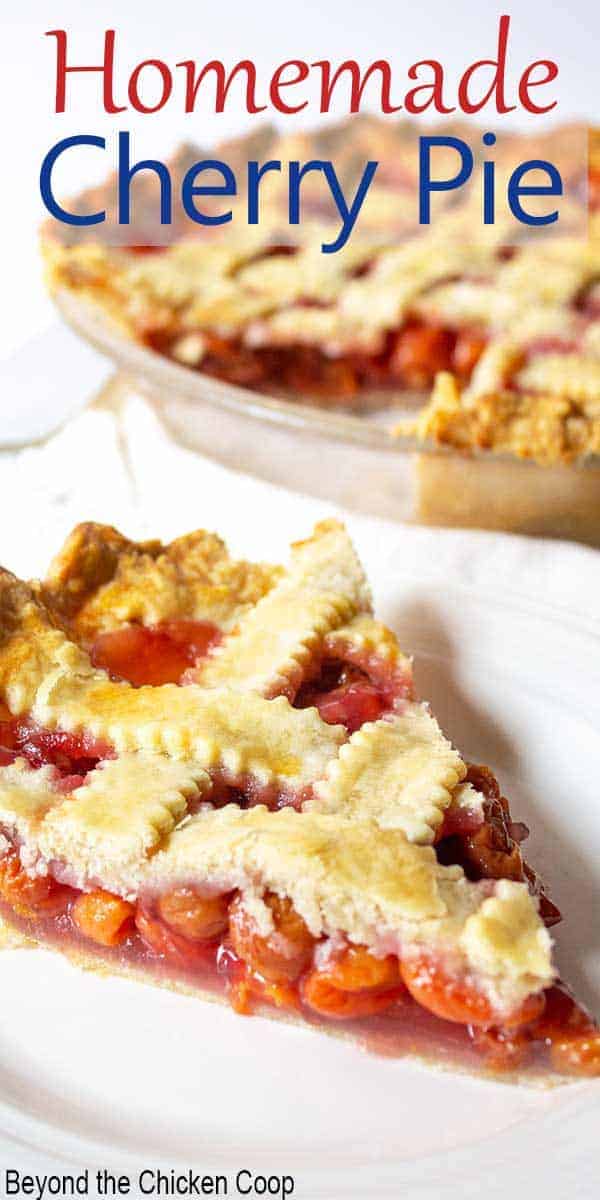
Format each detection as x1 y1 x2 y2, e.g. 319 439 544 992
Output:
0 761 62 843
32 680 344 790
38 755 210 894
0 571 345 790
515 354 600 406
308 704 466 842
197 520 371 696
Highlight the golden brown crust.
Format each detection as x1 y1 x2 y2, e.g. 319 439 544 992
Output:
0 520 557 1018
42 523 163 623
41 521 281 643
400 371 600 466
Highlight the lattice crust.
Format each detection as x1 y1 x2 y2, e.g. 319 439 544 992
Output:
308 704 466 841
46 214 600 347
515 355 600 406
399 371 600 466
38 756 210 895
0 768 553 1012
37 682 345 789
40 520 390 705
413 240 600 334
45 183 600 385
0 570 345 789
197 520 371 696
0 524 477 853
0 760 60 843
244 240 484 355
41 522 281 643
142 806 554 1015
0 521 561 1019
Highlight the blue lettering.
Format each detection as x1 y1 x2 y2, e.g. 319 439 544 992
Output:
507 159 562 225
181 158 237 225
419 135 473 223
118 130 171 225
40 135 105 225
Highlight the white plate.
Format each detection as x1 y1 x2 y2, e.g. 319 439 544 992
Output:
0 568 599 1198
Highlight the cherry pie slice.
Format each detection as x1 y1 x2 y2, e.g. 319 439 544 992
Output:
0 520 597 1080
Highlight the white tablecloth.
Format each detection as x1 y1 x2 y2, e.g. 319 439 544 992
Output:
0 378 599 634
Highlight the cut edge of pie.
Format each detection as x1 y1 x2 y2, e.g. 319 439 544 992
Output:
393 351 600 545
398 363 600 467
0 519 597 1083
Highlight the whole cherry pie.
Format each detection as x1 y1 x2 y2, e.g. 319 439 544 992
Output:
0 520 597 1080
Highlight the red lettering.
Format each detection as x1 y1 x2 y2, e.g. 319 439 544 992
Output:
128 60 173 113
45 21 559 123
46 29 125 114
269 60 309 113
457 14 516 115
314 59 401 114
518 61 558 113
175 59 266 114
404 61 455 114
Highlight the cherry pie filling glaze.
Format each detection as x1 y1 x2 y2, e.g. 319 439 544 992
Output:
0 828 597 1076
0 704 113 788
0 627 597 1078
91 616 403 730
147 321 488 401
90 619 221 686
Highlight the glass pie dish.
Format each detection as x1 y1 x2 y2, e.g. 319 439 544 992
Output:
55 287 600 548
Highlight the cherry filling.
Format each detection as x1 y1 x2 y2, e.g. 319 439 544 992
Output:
294 661 390 733
134 900 225 972
90 619 221 687
90 619 400 740
300 945 406 1020
435 765 561 928
0 855 596 1077
0 708 113 786
147 319 488 400
0 849 76 918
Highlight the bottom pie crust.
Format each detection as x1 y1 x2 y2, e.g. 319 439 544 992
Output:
0 910 573 1090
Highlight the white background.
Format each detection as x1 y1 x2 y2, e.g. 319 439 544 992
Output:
1 0 599 360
